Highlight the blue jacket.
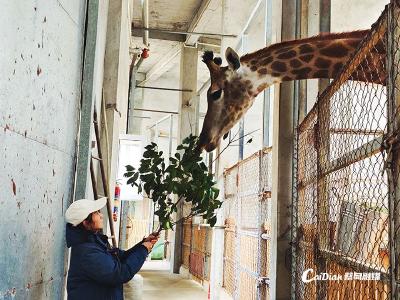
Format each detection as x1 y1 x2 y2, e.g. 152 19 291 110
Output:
66 224 148 300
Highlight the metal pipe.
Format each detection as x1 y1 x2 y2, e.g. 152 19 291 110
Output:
134 27 237 38
135 85 193 92
148 114 172 129
89 158 99 200
168 114 173 159
141 0 149 46
135 56 144 70
198 78 211 95
93 110 117 247
134 107 178 114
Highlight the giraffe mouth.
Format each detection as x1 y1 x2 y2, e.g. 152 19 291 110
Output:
197 133 219 152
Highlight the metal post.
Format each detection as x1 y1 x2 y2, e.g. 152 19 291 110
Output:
387 2 400 298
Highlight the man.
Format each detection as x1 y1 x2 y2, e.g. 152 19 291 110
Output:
65 197 158 300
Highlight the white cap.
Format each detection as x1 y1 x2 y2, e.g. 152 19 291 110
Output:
65 197 107 226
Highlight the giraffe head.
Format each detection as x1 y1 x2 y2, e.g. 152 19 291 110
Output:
197 30 383 152
198 47 264 152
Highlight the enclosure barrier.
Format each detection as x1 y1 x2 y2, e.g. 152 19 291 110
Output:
181 209 213 282
293 2 400 299
223 147 272 300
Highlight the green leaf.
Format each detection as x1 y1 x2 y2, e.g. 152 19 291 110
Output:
127 177 136 185
132 172 139 182
126 165 135 171
209 216 217 227
123 171 134 178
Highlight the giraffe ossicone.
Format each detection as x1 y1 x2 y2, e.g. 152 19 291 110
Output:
198 30 386 152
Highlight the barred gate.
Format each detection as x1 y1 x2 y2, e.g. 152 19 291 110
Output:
182 213 212 282
223 148 272 300
293 2 400 299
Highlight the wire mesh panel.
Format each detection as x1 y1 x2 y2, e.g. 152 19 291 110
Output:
294 3 400 299
222 148 272 300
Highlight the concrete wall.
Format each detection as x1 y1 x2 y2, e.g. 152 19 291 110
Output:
0 1 86 299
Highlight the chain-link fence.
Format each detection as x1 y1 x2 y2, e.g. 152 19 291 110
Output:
293 2 400 298
223 148 272 300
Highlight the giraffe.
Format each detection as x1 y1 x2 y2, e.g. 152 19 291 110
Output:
197 30 386 152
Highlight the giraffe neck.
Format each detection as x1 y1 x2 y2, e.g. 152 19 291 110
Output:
239 30 373 94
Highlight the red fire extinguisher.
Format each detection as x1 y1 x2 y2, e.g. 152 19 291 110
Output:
113 182 121 222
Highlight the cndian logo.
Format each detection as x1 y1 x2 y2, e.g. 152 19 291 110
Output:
301 268 343 283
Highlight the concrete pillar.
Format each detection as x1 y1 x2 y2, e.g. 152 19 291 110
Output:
270 0 296 299
318 0 331 93
173 45 199 273
101 0 131 243
74 0 100 201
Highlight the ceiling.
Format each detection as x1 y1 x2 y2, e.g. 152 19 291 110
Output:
130 0 259 90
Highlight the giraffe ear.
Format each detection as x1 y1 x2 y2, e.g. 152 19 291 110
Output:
225 47 240 71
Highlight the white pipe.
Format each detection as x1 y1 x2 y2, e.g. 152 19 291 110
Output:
141 0 149 47
147 114 172 129
168 114 173 159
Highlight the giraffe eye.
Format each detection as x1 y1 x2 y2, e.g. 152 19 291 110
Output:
210 89 222 101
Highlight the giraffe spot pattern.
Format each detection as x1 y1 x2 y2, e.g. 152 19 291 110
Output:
320 43 349 57
290 59 302 68
292 67 312 78
315 57 331 69
313 69 330 78
271 72 281 77
299 55 313 63
298 44 314 54
277 50 297 59
275 47 291 54
250 65 258 72
271 61 287 72
258 68 269 75
347 39 361 49
282 76 292 81
260 56 273 65
333 62 344 75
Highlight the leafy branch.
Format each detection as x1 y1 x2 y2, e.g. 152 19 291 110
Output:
124 134 222 231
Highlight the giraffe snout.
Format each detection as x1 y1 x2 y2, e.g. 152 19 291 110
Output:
198 132 218 152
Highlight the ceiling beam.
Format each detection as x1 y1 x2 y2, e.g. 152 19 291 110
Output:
185 0 214 45
138 0 221 84
138 43 182 85
132 27 186 42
